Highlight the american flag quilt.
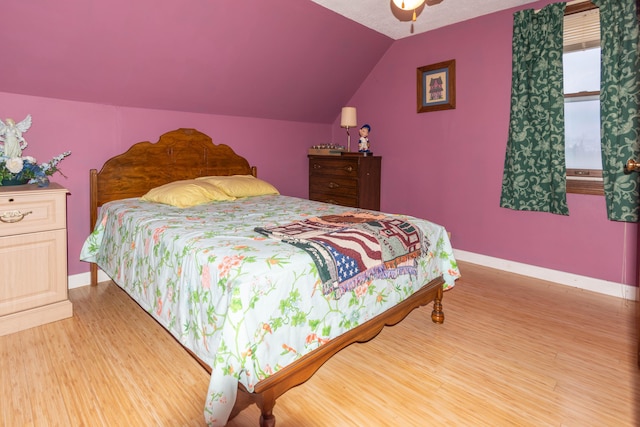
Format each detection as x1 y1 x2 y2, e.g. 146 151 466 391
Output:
255 211 429 299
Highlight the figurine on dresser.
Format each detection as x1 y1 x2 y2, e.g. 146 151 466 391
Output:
0 115 31 159
0 114 71 187
358 124 371 153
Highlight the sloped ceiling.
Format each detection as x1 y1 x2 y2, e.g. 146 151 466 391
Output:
0 0 532 124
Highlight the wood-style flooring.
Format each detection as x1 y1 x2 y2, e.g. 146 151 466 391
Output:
1 261 638 426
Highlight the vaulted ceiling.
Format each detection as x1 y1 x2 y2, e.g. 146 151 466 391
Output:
0 0 533 124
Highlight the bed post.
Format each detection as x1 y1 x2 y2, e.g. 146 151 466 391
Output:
257 390 277 427
431 285 444 324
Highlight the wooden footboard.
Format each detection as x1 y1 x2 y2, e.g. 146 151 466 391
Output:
220 276 445 426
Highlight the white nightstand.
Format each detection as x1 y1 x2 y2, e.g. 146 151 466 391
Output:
0 182 72 336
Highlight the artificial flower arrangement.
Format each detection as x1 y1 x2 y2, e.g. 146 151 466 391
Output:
0 115 71 186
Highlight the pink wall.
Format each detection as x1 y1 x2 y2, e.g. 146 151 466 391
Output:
2 1 636 287
0 92 327 276
335 6 637 286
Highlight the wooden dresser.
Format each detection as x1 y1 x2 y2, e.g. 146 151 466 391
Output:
308 155 381 210
0 183 72 336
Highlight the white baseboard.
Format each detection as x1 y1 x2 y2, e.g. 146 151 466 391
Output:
453 249 638 301
68 252 639 301
68 270 111 290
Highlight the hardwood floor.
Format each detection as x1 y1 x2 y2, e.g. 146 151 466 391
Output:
2 261 638 426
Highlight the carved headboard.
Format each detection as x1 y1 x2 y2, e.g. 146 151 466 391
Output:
89 128 256 284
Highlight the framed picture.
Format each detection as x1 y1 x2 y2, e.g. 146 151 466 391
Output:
417 59 456 113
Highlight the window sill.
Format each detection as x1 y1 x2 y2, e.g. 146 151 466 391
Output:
566 177 604 195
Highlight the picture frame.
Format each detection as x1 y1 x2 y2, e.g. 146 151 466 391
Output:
417 59 456 113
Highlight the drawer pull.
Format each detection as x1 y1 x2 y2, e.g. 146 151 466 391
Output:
344 166 353 172
328 182 339 189
313 164 322 169
0 210 33 223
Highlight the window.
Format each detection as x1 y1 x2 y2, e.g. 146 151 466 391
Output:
563 2 603 195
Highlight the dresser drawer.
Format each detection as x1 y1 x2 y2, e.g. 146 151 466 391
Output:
0 188 67 237
309 191 358 207
309 175 357 193
309 175 358 206
309 157 359 178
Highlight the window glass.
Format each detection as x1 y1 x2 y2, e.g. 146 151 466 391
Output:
564 46 602 170
564 97 602 169
563 47 600 93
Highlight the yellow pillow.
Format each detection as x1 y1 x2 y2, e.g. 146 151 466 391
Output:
196 175 279 197
141 179 236 208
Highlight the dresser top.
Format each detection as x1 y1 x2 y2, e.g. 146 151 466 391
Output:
308 154 380 158
0 182 68 195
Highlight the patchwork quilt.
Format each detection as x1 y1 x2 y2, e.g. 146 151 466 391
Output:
255 212 429 299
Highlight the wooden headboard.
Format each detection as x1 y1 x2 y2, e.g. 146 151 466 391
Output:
89 128 256 284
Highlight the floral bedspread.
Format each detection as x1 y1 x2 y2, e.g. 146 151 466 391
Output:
80 195 460 426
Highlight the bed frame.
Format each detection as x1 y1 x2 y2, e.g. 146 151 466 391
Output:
88 128 446 426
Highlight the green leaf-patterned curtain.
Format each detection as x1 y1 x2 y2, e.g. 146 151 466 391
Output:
500 3 568 215
592 0 640 223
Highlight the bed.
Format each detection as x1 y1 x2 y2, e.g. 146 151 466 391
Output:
80 128 460 426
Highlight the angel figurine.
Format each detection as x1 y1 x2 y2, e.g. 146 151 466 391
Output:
0 114 32 158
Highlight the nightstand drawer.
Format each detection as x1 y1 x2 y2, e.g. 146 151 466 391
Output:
0 189 66 237
0 229 68 316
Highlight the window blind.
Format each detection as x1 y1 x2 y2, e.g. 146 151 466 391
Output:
564 5 600 52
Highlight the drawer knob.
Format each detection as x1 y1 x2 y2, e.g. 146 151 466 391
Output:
328 182 339 189
0 210 33 223
345 166 353 172
313 164 322 169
